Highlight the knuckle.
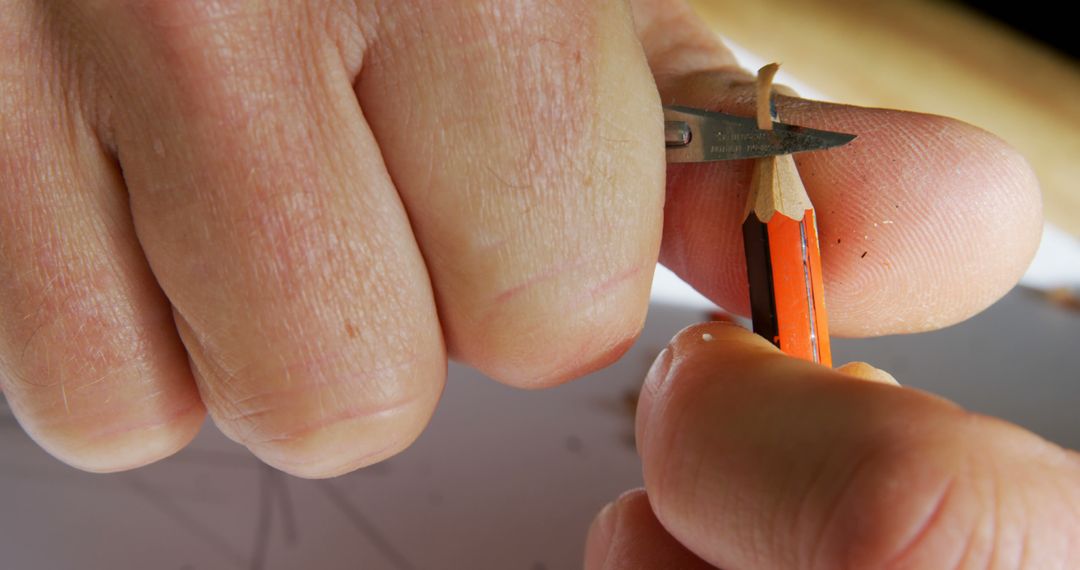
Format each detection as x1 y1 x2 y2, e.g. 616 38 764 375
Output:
451 253 651 388
105 0 295 116
2 304 203 472
0 241 201 473
114 0 263 39
459 289 645 388
27 394 204 474
7 275 139 395
3 280 175 412
0 68 44 167
241 393 433 479
201 354 442 479
1 4 101 137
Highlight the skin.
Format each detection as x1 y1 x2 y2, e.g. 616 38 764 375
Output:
0 0 1070 565
588 324 1080 568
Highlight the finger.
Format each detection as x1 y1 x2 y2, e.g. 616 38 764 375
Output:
585 489 714 570
630 1 1042 337
630 0 741 79
356 1 665 387
94 3 443 477
0 9 203 471
636 322 1080 568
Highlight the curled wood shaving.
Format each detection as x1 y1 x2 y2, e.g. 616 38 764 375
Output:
756 62 780 130
743 63 813 222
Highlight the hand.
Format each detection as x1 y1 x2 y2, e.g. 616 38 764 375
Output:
0 0 1039 477
586 323 1080 568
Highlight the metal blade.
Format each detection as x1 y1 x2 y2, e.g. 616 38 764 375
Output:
663 105 856 163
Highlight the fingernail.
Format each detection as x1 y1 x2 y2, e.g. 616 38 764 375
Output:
596 500 616 536
644 346 674 395
837 361 900 386
638 321 747 447
585 501 617 570
636 346 672 451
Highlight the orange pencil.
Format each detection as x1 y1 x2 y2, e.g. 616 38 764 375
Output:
743 208 831 366
663 64 854 366
741 63 831 366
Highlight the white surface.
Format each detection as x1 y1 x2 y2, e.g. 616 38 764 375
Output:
648 264 712 308
1020 224 1080 290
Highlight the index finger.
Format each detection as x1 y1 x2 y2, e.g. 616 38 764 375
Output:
632 0 1042 337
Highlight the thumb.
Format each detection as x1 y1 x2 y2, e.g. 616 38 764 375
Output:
629 0 1042 338
634 322 1080 569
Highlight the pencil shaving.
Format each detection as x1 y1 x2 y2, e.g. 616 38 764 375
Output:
743 63 814 223
755 63 780 130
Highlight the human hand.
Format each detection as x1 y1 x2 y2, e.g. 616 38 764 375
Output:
585 323 1080 568
0 0 1039 477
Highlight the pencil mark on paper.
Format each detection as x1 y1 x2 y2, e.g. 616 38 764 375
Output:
318 481 417 570
126 475 248 569
249 464 300 569
250 466 274 570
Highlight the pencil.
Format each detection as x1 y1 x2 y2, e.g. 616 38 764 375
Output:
741 64 832 367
